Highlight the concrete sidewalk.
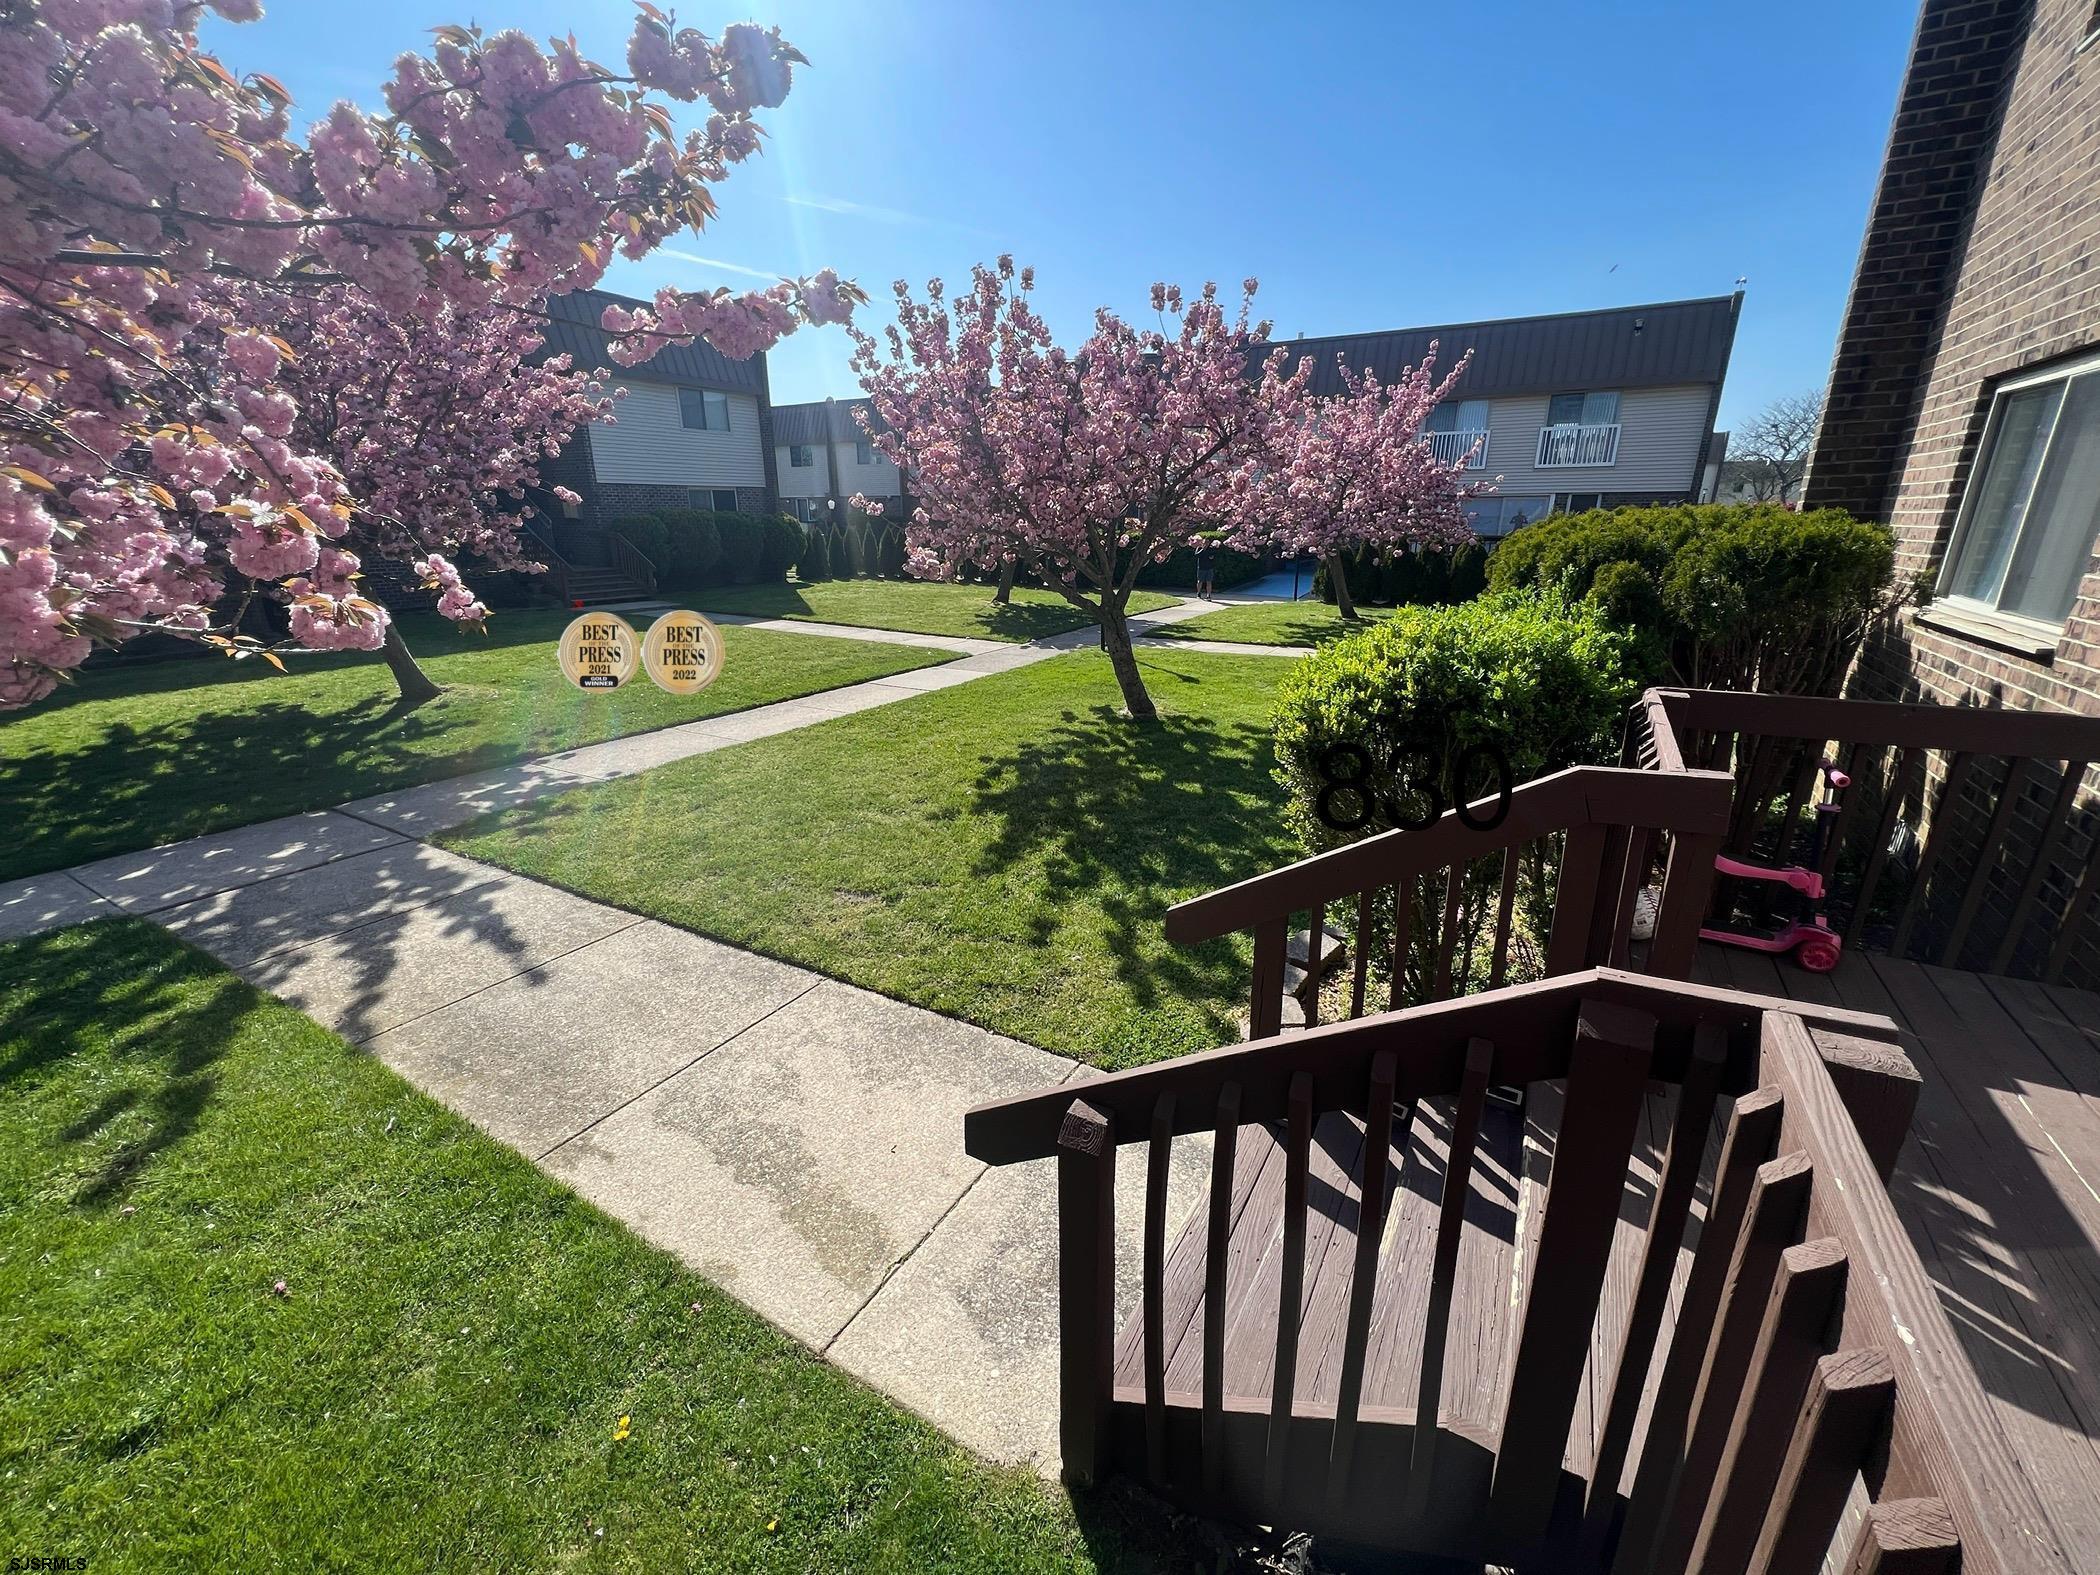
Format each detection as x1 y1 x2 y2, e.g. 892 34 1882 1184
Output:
0 597 1275 1473
28 825 1209 1471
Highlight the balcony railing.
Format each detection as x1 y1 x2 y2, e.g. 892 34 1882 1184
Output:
1536 422 1620 467
1420 428 1490 469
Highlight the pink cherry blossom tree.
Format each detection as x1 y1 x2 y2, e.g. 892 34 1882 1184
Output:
1227 351 1481 620
0 2 861 709
226 282 613 702
850 259 1307 721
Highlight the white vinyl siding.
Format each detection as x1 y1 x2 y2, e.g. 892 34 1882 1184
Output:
775 446 827 499
772 440 904 501
1469 384 1714 496
830 439 902 499
590 380 764 487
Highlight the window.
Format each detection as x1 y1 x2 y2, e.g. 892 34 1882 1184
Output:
789 443 814 468
1941 351 2100 628
1546 391 1620 427
688 488 739 512
789 497 824 524
854 438 874 466
1424 399 1491 433
1558 493 1604 513
1462 495 1553 538
679 388 731 431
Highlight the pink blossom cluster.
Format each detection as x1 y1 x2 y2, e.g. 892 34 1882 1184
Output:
849 259 1309 715
413 552 489 623
0 3 855 706
1221 351 1482 565
223 282 610 611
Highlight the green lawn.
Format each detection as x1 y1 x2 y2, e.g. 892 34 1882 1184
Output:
691 580 1180 643
1148 600 1394 647
0 919 1161 1572
446 649 1297 1067
0 611 945 882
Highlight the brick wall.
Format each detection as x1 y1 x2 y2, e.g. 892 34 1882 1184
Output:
1804 0 2100 986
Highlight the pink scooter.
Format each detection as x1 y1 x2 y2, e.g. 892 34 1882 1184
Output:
1698 759 1850 973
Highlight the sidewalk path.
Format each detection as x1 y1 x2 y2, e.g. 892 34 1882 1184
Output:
0 596 1275 1473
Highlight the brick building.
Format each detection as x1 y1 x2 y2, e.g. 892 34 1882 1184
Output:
1803 0 2100 983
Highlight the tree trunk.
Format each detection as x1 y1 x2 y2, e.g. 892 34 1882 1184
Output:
993 557 1016 604
381 620 443 707
1097 597 1158 721
1327 553 1360 620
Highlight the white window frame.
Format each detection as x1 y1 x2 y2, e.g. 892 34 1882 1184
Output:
1936 346 2100 637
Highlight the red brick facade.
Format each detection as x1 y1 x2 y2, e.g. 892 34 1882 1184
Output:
1804 0 2100 984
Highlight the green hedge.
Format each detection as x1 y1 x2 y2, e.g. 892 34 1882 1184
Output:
759 515 805 582
606 510 808 588
1484 502 1895 694
1314 542 1488 607
797 525 830 582
1272 594 1638 1003
1135 542 1266 590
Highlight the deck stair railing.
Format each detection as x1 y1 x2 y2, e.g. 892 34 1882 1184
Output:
964 971 2068 1571
1639 687 2100 981
1164 763 1736 1040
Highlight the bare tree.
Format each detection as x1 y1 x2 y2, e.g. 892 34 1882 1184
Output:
1728 389 1824 503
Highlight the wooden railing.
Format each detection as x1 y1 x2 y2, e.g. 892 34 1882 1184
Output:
607 530 658 597
1164 763 1735 1038
521 522 575 606
1642 687 2100 981
963 971 2067 1570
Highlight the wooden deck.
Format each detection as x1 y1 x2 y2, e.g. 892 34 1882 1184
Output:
1694 943 2100 1566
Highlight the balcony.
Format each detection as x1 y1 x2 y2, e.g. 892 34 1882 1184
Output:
1420 428 1490 468
1535 421 1620 467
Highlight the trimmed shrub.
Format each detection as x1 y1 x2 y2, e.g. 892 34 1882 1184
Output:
647 510 722 588
1484 502 1895 694
1274 593 1637 852
759 515 804 582
1315 543 1484 608
1136 542 1264 590
877 522 907 579
797 524 830 582
713 511 766 583
607 512 670 569
1273 594 1639 1004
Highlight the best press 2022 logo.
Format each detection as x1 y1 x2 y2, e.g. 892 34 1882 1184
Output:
558 610 725 696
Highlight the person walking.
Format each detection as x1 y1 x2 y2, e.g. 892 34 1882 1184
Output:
1192 538 1215 599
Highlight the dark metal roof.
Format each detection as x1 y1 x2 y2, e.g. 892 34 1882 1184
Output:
772 397 883 445
1269 294 1742 400
537 288 766 394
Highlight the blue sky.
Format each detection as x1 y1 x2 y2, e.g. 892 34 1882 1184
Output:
205 0 1919 432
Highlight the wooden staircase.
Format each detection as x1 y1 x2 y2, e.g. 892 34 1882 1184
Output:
966 972 2068 1572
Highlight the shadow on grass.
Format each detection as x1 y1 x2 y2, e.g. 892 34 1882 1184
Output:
966 669 1289 1042
694 580 1109 640
0 921 256 1206
0 695 474 881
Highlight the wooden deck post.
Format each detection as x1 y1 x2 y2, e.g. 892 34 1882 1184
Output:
1649 828 1723 978
1841 1499 1961 1574
1490 1001 1655 1550
1056 1097 1115 1487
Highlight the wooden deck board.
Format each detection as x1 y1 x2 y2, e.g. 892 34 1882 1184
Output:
1694 943 2100 1568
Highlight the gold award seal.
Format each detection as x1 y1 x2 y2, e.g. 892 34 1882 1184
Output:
557 611 638 691
642 609 726 696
